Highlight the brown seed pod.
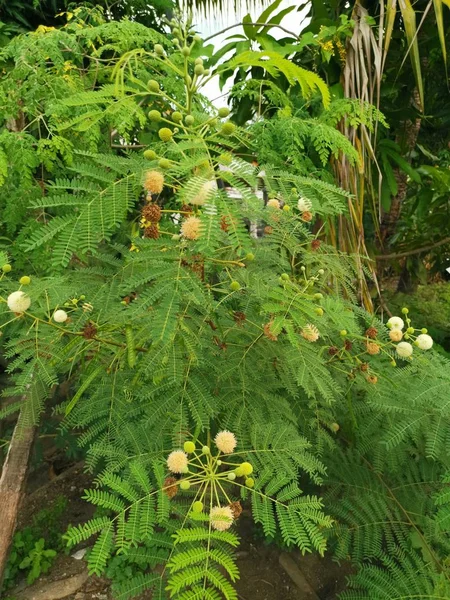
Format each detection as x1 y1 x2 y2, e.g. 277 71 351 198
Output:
264 226 273 235
82 321 98 340
311 239 321 250
142 203 162 223
181 204 192 214
367 374 378 384
301 211 313 222
163 477 178 499
263 321 278 341
360 362 369 372
365 326 378 339
328 346 339 356
344 340 353 351
233 311 246 326
229 501 243 520
144 224 160 239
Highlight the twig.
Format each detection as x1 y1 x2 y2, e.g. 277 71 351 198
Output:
203 22 299 43
375 237 450 260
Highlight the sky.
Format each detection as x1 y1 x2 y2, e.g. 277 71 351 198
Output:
191 1 311 106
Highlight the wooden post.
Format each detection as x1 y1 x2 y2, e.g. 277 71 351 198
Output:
0 409 36 588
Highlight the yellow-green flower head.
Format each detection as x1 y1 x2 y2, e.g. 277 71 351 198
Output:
240 462 253 476
210 506 234 531
2 264 11 273
192 501 203 513
19 276 31 285
7 291 31 313
167 450 188 473
245 478 255 488
214 430 237 454
221 122 236 136
183 441 196 454
158 128 173 142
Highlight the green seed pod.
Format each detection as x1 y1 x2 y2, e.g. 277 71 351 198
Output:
193 34 202 42
315 307 324 316
144 149 157 161
154 44 164 56
172 111 183 123
230 281 240 292
158 128 173 142
281 273 289 281
184 441 195 453
192 501 203 513
195 57 203 65
158 158 171 169
218 107 230 118
221 121 236 135
245 253 255 261
148 109 162 122
181 46 191 57
203 69 210 76
148 79 160 92
194 64 204 75
240 462 253 476
185 115 195 126
180 480 191 490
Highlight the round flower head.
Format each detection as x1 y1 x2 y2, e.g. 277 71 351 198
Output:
7 291 31 314
396 341 413 358
301 324 320 343
416 333 433 350
181 216 202 240
267 198 280 210
297 197 312 212
387 316 404 330
167 450 188 474
389 329 403 342
210 505 234 531
144 170 164 195
215 430 237 454
366 342 380 355
191 179 217 206
53 309 68 323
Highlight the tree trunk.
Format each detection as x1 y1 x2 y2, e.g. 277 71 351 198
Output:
0 409 36 588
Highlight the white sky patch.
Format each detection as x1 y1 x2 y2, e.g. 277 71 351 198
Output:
189 2 311 106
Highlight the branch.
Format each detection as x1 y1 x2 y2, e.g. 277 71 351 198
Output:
375 237 450 260
203 22 299 44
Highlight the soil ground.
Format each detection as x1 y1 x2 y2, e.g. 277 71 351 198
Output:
6 461 351 600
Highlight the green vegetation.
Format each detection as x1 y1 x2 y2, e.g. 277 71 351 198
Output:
0 3 449 600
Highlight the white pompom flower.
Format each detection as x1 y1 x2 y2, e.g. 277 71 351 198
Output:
215 431 237 454
210 506 234 531
415 334 433 350
297 197 312 212
191 179 217 206
396 341 413 358
53 309 68 323
167 450 188 474
387 316 404 330
7 291 31 314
